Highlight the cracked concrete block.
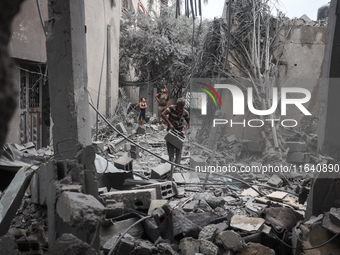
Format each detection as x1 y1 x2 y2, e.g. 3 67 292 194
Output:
285 141 307 152
230 215 265 233
56 191 105 226
135 181 177 199
198 224 218 241
179 237 200 255
205 197 226 209
199 239 219 255
116 122 127 134
105 202 124 218
220 230 246 252
151 163 172 179
101 189 157 210
113 156 133 171
173 173 185 184
56 191 105 251
267 174 283 187
183 200 199 212
164 130 185 149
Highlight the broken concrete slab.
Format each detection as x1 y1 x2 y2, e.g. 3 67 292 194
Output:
266 191 288 201
198 224 218 242
173 211 201 239
220 230 246 252
240 187 260 197
105 202 124 218
173 173 185 184
134 181 177 199
205 197 225 209
48 233 97 255
230 215 265 233
101 189 157 210
179 237 200 255
183 200 199 212
113 156 133 171
150 163 171 179
266 174 283 187
116 122 128 134
0 167 33 237
199 239 219 255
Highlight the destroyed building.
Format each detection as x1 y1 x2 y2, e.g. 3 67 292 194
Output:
1 0 340 254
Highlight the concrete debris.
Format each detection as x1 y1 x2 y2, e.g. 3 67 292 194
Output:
47 233 97 255
230 215 265 233
101 188 157 210
198 224 218 241
266 174 283 187
1 114 335 255
116 122 128 135
220 230 247 252
0 234 19 255
237 242 275 255
261 206 298 231
179 237 200 255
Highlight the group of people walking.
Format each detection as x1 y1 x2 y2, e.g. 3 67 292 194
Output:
137 88 190 167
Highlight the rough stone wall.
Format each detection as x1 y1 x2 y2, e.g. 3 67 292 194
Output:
0 0 25 154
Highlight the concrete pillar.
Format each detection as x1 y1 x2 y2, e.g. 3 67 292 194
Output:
46 0 91 159
318 0 340 159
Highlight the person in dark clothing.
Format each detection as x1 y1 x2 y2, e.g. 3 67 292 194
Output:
161 97 190 165
155 88 170 125
138 97 147 126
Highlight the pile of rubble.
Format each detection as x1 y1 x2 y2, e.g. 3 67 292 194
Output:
0 118 340 254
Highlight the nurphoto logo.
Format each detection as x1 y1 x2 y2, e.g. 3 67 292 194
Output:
197 83 311 128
